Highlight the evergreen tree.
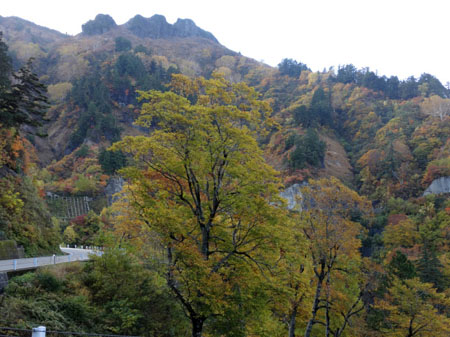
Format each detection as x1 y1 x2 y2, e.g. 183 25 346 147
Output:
399 76 419 99
388 251 416 280
418 73 448 98
0 33 48 130
310 87 332 126
0 32 12 89
114 36 132 52
288 128 326 169
278 58 309 78
71 73 111 113
385 76 400 99
416 239 446 290
98 148 127 175
293 105 313 127
336 64 358 84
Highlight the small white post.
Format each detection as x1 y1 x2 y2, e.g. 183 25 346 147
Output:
13 259 17 270
53 254 56 264
32 326 46 337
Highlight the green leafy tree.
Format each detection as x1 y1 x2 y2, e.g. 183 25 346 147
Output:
112 73 284 337
84 249 189 335
288 128 326 170
300 177 372 337
375 277 450 337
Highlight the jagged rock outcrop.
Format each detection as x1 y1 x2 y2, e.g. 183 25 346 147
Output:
125 14 171 39
105 176 125 206
173 18 217 41
125 14 218 42
279 183 305 210
82 14 117 35
423 176 450 195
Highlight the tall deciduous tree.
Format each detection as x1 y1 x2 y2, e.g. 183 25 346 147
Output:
375 277 450 337
112 73 285 337
300 177 372 337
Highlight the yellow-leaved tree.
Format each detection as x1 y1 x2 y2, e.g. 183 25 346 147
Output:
375 277 450 337
300 177 373 337
111 73 286 337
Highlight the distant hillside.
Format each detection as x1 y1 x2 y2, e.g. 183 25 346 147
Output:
0 14 448 203
257 62 449 201
0 14 270 163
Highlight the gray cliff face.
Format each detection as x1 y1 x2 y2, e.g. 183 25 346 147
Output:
279 183 304 211
173 18 217 41
81 14 219 42
423 176 450 196
125 14 171 39
105 176 125 206
124 14 218 42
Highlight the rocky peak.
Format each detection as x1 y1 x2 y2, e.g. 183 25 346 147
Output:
82 14 117 36
125 14 172 39
124 14 218 43
173 18 217 41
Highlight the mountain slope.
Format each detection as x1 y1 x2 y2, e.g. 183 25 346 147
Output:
1 14 271 163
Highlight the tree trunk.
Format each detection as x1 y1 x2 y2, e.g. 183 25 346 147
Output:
304 272 324 337
288 303 298 337
325 271 331 337
201 225 210 259
407 318 414 337
191 316 205 337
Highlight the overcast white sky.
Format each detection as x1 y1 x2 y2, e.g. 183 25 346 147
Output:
2 0 450 84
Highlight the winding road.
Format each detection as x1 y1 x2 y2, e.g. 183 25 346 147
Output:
0 247 101 272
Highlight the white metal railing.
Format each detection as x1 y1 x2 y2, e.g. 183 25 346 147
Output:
0 247 102 272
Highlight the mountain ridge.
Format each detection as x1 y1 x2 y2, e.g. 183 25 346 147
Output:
80 13 219 43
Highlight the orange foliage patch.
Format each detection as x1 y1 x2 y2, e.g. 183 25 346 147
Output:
387 214 408 226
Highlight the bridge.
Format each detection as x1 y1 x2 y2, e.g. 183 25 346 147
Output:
0 247 101 273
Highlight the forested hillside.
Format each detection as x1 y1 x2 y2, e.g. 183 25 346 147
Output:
0 13 449 337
